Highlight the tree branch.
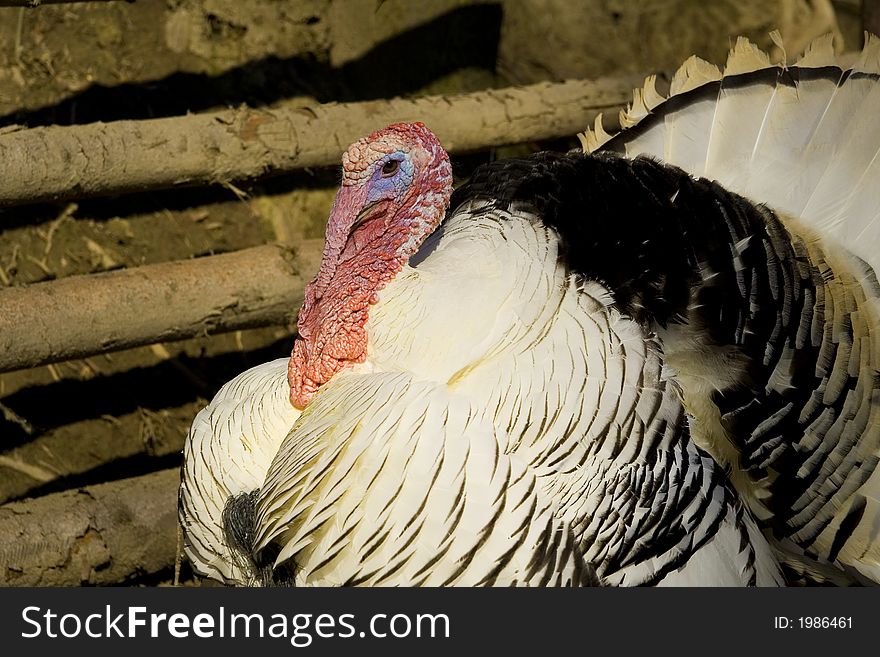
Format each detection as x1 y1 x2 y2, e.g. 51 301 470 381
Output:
0 241 323 373
0 0 126 6
0 468 179 586
0 74 647 206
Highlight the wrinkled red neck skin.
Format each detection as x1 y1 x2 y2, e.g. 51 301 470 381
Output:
288 164 451 409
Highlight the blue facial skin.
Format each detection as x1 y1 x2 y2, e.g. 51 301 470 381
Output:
365 152 414 204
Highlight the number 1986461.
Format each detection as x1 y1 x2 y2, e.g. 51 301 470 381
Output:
774 617 852 629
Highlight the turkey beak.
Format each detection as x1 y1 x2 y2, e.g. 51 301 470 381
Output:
326 186 369 236
349 201 381 233
305 185 371 302
339 201 383 264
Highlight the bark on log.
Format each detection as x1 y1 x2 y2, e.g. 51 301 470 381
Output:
0 241 323 373
0 0 123 6
0 468 179 586
0 74 647 206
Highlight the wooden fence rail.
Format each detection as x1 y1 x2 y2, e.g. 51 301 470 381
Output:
0 467 179 586
0 241 323 373
0 0 125 7
0 73 648 206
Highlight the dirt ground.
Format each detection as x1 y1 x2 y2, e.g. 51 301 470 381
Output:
0 0 858 585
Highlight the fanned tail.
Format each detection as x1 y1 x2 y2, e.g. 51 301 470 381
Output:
582 32 880 277
582 33 880 585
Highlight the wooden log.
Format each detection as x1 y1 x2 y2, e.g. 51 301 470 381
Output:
0 73 647 206
0 0 123 5
0 468 179 586
0 241 323 373
0 0 124 9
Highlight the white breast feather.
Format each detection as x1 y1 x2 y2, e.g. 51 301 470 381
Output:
179 357 299 584
244 208 781 586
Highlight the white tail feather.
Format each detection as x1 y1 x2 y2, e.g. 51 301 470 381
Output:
660 58 723 175
581 33 880 276
795 32 838 67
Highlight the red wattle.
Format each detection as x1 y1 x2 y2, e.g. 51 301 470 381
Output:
287 123 452 409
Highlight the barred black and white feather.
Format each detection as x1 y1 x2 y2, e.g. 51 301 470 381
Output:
181 199 784 587
580 33 880 583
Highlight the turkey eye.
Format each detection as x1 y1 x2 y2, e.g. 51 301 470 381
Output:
381 160 400 177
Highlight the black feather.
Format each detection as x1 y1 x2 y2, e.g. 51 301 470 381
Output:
452 149 876 552
451 150 779 331
222 490 296 587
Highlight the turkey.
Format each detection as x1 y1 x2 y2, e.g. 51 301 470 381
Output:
179 34 880 587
